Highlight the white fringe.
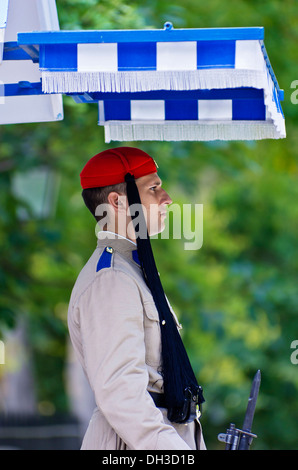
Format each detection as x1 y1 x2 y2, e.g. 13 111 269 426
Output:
103 120 284 143
262 67 286 139
42 69 267 94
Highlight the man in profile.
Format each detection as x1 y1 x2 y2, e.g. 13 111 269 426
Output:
67 146 205 450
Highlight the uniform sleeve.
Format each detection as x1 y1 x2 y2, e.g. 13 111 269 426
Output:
78 268 191 450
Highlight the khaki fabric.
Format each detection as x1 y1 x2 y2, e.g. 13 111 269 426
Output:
68 232 206 450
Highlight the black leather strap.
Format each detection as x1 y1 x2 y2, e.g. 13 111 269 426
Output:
149 391 167 409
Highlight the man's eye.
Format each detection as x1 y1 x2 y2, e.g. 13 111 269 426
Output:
150 186 157 191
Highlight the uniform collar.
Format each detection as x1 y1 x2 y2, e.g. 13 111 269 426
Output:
96 231 141 267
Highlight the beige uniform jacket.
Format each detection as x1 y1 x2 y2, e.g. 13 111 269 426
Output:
67 231 205 450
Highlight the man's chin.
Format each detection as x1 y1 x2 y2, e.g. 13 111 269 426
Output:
148 222 166 237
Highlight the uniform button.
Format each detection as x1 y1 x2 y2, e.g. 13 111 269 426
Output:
106 247 114 253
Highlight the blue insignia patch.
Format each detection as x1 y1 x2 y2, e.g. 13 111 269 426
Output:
96 247 113 272
132 250 141 266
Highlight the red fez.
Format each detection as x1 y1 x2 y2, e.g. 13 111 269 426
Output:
80 147 157 189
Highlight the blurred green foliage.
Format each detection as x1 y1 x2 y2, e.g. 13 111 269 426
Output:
0 0 298 450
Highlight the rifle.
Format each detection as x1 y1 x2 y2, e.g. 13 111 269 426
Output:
218 370 261 450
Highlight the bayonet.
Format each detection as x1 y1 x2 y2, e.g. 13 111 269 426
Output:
218 370 261 450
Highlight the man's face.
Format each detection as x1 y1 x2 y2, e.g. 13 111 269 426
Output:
106 172 172 240
135 172 172 237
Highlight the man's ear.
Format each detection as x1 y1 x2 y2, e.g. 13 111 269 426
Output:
107 192 127 211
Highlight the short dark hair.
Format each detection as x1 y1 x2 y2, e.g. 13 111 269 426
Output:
82 183 127 222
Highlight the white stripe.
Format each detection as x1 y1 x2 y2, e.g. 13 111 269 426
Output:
198 99 232 120
98 100 105 124
77 43 118 72
156 41 197 71
130 100 165 120
0 59 40 83
0 95 63 124
235 40 264 71
0 28 5 63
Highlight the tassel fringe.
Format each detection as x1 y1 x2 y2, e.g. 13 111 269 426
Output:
103 120 285 143
42 69 267 94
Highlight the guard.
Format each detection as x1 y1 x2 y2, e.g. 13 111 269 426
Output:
67 146 206 450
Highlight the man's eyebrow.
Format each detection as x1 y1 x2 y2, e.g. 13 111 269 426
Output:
149 179 162 186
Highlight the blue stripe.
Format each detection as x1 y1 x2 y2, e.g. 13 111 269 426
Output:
3 82 42 96
104 100 131 120
96 248 113 272
40 44 77 71
132 250 141 266
165 99 198 120
232 99 266 120
17 27 265 46
18 44 39 63
197 40 235 69
118 42 156 71
77 88 264 103
272 86 282 115
260 43 284 102
3 42 32 60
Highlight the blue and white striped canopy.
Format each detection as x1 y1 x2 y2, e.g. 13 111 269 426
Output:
19 25 279 95
18 22 285 142
0 0 63 125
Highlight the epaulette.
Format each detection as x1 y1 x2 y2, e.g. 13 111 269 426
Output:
132 249 141 267
96 246 114 272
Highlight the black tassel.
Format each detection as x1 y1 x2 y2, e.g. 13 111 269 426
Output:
125 173 204 421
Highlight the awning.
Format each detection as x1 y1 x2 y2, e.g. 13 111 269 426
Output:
18 22 285 142
19 24 275 94
0 0 63 125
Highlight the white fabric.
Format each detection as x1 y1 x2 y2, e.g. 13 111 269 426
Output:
198 99 232 121
104 120 282 143
156 41 197 71
235 40 265 71
131 100 165 120
77 43 118 72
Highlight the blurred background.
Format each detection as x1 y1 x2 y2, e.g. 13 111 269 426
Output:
0 0 297 450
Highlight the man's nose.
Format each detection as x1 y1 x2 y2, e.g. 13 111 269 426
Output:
161 189 172 205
